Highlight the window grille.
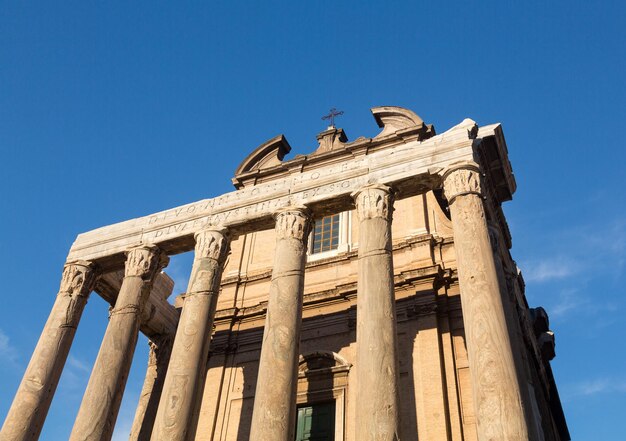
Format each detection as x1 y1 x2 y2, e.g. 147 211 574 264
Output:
311 214 341 254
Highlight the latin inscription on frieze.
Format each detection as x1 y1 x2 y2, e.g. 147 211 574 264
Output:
68 122 476 263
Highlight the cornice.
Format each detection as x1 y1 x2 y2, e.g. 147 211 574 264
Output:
213 263 448 326
231 106 435 190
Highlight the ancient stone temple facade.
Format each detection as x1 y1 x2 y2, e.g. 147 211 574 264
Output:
0 106 569 441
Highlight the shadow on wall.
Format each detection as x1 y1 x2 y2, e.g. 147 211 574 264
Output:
199 290 446 441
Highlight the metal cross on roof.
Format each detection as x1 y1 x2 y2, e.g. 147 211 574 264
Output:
322 107 344 128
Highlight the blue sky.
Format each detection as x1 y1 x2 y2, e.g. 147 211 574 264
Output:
0 1 624 439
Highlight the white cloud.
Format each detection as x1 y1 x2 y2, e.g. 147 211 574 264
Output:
522 257 578 283
565 377 626 400
67 355 91 374
110 386 140 441
549 288 587 319
58 355 93 394
0 328 20 367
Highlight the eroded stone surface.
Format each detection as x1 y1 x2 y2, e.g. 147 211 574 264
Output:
0 262 98 441
353 185 401 441
249 208 312 441
66 120 479 266
150 228 230 441
2 109 567 441
443 164 528 441
69 246 168 441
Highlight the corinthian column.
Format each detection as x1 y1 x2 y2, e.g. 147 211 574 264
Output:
129 335 172 441
151 227 230 441
0 262 98 441
249 207 312 441
70 245 168 441
442 163 529 441
352 184 401 441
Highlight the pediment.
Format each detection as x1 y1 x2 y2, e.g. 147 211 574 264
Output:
233 134 292 188
371 106 435 140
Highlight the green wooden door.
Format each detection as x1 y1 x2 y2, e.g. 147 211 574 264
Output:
295 401 336 441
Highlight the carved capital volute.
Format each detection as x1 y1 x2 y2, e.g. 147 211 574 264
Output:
274 207 312 242
124 245 169 280
441 162 483 204
59 261 98 297
194 227 230 263
351 184 394 221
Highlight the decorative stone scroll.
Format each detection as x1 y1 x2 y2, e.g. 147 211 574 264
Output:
352 184 394 220
194 226 230 261
371 106 435 140
125 245 169 280
274 207 312 242
58 262 99 329
442 162 483 204
60 261 99 298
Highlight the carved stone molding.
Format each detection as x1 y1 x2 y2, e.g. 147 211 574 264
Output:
194 227 230 262
371 106 435 140
124 245 169 280
315 127 348 154
352 184 394 221
441 162 483 204
59 261 98 297
274 207 312 242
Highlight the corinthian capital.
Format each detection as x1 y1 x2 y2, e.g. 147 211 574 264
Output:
60 261 98 297
274 207 312 242
352 184 394 221
194 227 230 262
442 162 483 203
124 245 169 280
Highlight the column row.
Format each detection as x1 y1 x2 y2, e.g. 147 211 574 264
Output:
1 170 529 441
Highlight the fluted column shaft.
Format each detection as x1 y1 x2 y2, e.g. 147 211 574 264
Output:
151 227 230 441
129 335 173 441
70 245 168 441
0 262 97 441
442 163 529 441
249 207 312 441
352 184 401 441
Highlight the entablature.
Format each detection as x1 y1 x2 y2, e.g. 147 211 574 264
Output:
67 107 515 286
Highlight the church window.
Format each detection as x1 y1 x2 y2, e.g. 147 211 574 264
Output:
311 214 341 254
295 401 336 441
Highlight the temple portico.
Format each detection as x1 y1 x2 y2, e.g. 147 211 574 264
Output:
1 106 569 441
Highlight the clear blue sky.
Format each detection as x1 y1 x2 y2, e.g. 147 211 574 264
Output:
1 1 624 439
